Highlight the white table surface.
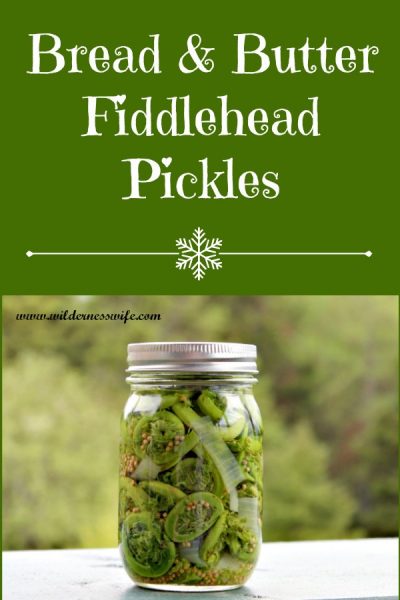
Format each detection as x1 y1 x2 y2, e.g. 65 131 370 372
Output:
3 538 398 600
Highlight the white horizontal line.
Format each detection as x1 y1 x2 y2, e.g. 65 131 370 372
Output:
220 251 373 257
26 251 179 257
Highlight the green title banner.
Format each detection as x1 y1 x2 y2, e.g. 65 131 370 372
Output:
2 1 398 294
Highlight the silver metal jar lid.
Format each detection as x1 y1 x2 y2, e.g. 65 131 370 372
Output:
127 342 258 374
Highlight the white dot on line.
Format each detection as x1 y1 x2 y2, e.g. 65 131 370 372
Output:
365 251 373 258
26 251 33 257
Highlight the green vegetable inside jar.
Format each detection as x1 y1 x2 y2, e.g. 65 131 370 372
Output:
119 342 263 591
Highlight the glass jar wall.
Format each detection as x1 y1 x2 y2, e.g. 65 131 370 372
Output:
119 342 263 591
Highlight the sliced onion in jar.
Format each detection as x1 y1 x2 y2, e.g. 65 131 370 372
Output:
132 456 161 481
179 536 207 568
238 496 259 532
189 415 245 492
229 488 239 512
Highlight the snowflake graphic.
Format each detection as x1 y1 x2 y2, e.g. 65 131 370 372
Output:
176 227 223 281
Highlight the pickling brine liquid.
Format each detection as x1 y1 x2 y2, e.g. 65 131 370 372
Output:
119 343 263 591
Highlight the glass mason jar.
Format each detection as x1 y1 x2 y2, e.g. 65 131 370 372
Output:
119 342 263 591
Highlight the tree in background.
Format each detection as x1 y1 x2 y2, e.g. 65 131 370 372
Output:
258 382 356 540
3 353 118 548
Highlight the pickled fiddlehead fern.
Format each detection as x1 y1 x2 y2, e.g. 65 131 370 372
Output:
139 481 186 511
224 512 260 562
197 390 227 420
121 512 176 578
200 512 227 566
165 492 224 542
119 476 149 517
168 457 216 494
134 411 185 465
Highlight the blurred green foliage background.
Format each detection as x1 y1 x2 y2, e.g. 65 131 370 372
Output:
2 295 398 549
